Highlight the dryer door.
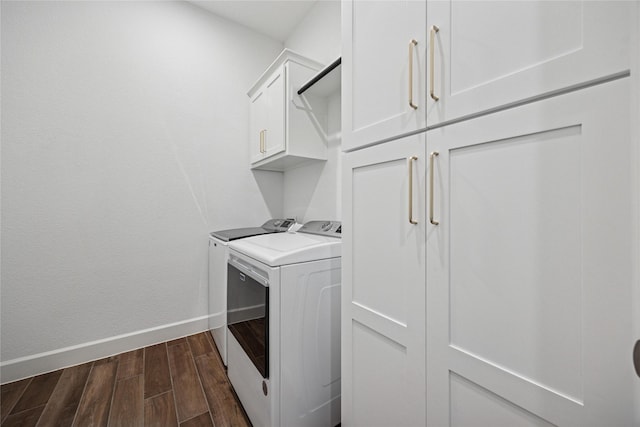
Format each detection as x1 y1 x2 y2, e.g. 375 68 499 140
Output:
227 262 269 379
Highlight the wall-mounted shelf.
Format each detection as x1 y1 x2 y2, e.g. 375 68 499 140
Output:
297 57 341 97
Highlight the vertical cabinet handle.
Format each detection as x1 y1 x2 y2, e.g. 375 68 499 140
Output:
259 130 264 153
429 151 439 225
634 339 640 378
262 129 267 153
408 156 418 225
408 39 418 110
429 25 440 102
259 129 267 153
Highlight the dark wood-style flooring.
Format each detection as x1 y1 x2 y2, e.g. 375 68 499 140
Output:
0 332 251 427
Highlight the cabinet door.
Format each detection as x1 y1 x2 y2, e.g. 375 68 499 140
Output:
342 133 426 426
426 79 636 426
426 1 634 126
342 0 426 151
264 66 285 159
249 89 266 164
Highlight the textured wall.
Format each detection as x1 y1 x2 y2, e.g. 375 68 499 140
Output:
1 0 283 363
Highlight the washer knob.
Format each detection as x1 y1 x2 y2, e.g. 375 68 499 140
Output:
321 221 332 231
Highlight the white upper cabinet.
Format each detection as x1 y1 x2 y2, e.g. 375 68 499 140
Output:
248 49 328 171
426 0 634 126
342 0 427 152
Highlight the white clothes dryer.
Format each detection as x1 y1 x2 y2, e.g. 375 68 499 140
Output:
227 220 342 427
208 219 296 365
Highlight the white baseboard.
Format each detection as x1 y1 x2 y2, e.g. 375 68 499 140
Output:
208 310 225 330
0 315 209 384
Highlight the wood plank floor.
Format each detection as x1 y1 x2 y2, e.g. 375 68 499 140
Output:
0 332 251 427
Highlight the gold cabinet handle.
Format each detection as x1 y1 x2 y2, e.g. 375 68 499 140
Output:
259 130 264 153
429 25 440 102
408 156 418 225
409 39 418 110
260 129 267 153
429 151 439 225
633 339 640 378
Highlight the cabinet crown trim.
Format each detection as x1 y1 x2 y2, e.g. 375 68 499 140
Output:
247 49 323 98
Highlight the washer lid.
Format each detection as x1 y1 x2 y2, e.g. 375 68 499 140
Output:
229 231 341 267
209 218 295 242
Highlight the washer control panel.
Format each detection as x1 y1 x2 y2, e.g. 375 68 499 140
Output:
262 218 296 232
298 220 342 238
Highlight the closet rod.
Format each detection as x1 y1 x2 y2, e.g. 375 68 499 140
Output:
297 57 341 95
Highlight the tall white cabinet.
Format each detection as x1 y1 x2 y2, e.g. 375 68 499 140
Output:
341 1 639 426
342 133 426 427
426 79 636 426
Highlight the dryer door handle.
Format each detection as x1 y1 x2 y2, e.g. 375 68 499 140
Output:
228 256 269 287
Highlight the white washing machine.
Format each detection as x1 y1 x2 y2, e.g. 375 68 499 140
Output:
208 219 296 365
227 220 342 427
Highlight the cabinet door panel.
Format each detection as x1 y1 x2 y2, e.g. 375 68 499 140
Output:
249 90 266 164
426 78 636 426
426 1 634 126
264 68 285 159
342 0 426 151
342 133 426 426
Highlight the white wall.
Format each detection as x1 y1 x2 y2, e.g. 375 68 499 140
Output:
0 0 283 381
283 0 342 222
285 0 341 65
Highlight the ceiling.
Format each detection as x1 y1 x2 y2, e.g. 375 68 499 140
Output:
189 0 318 42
